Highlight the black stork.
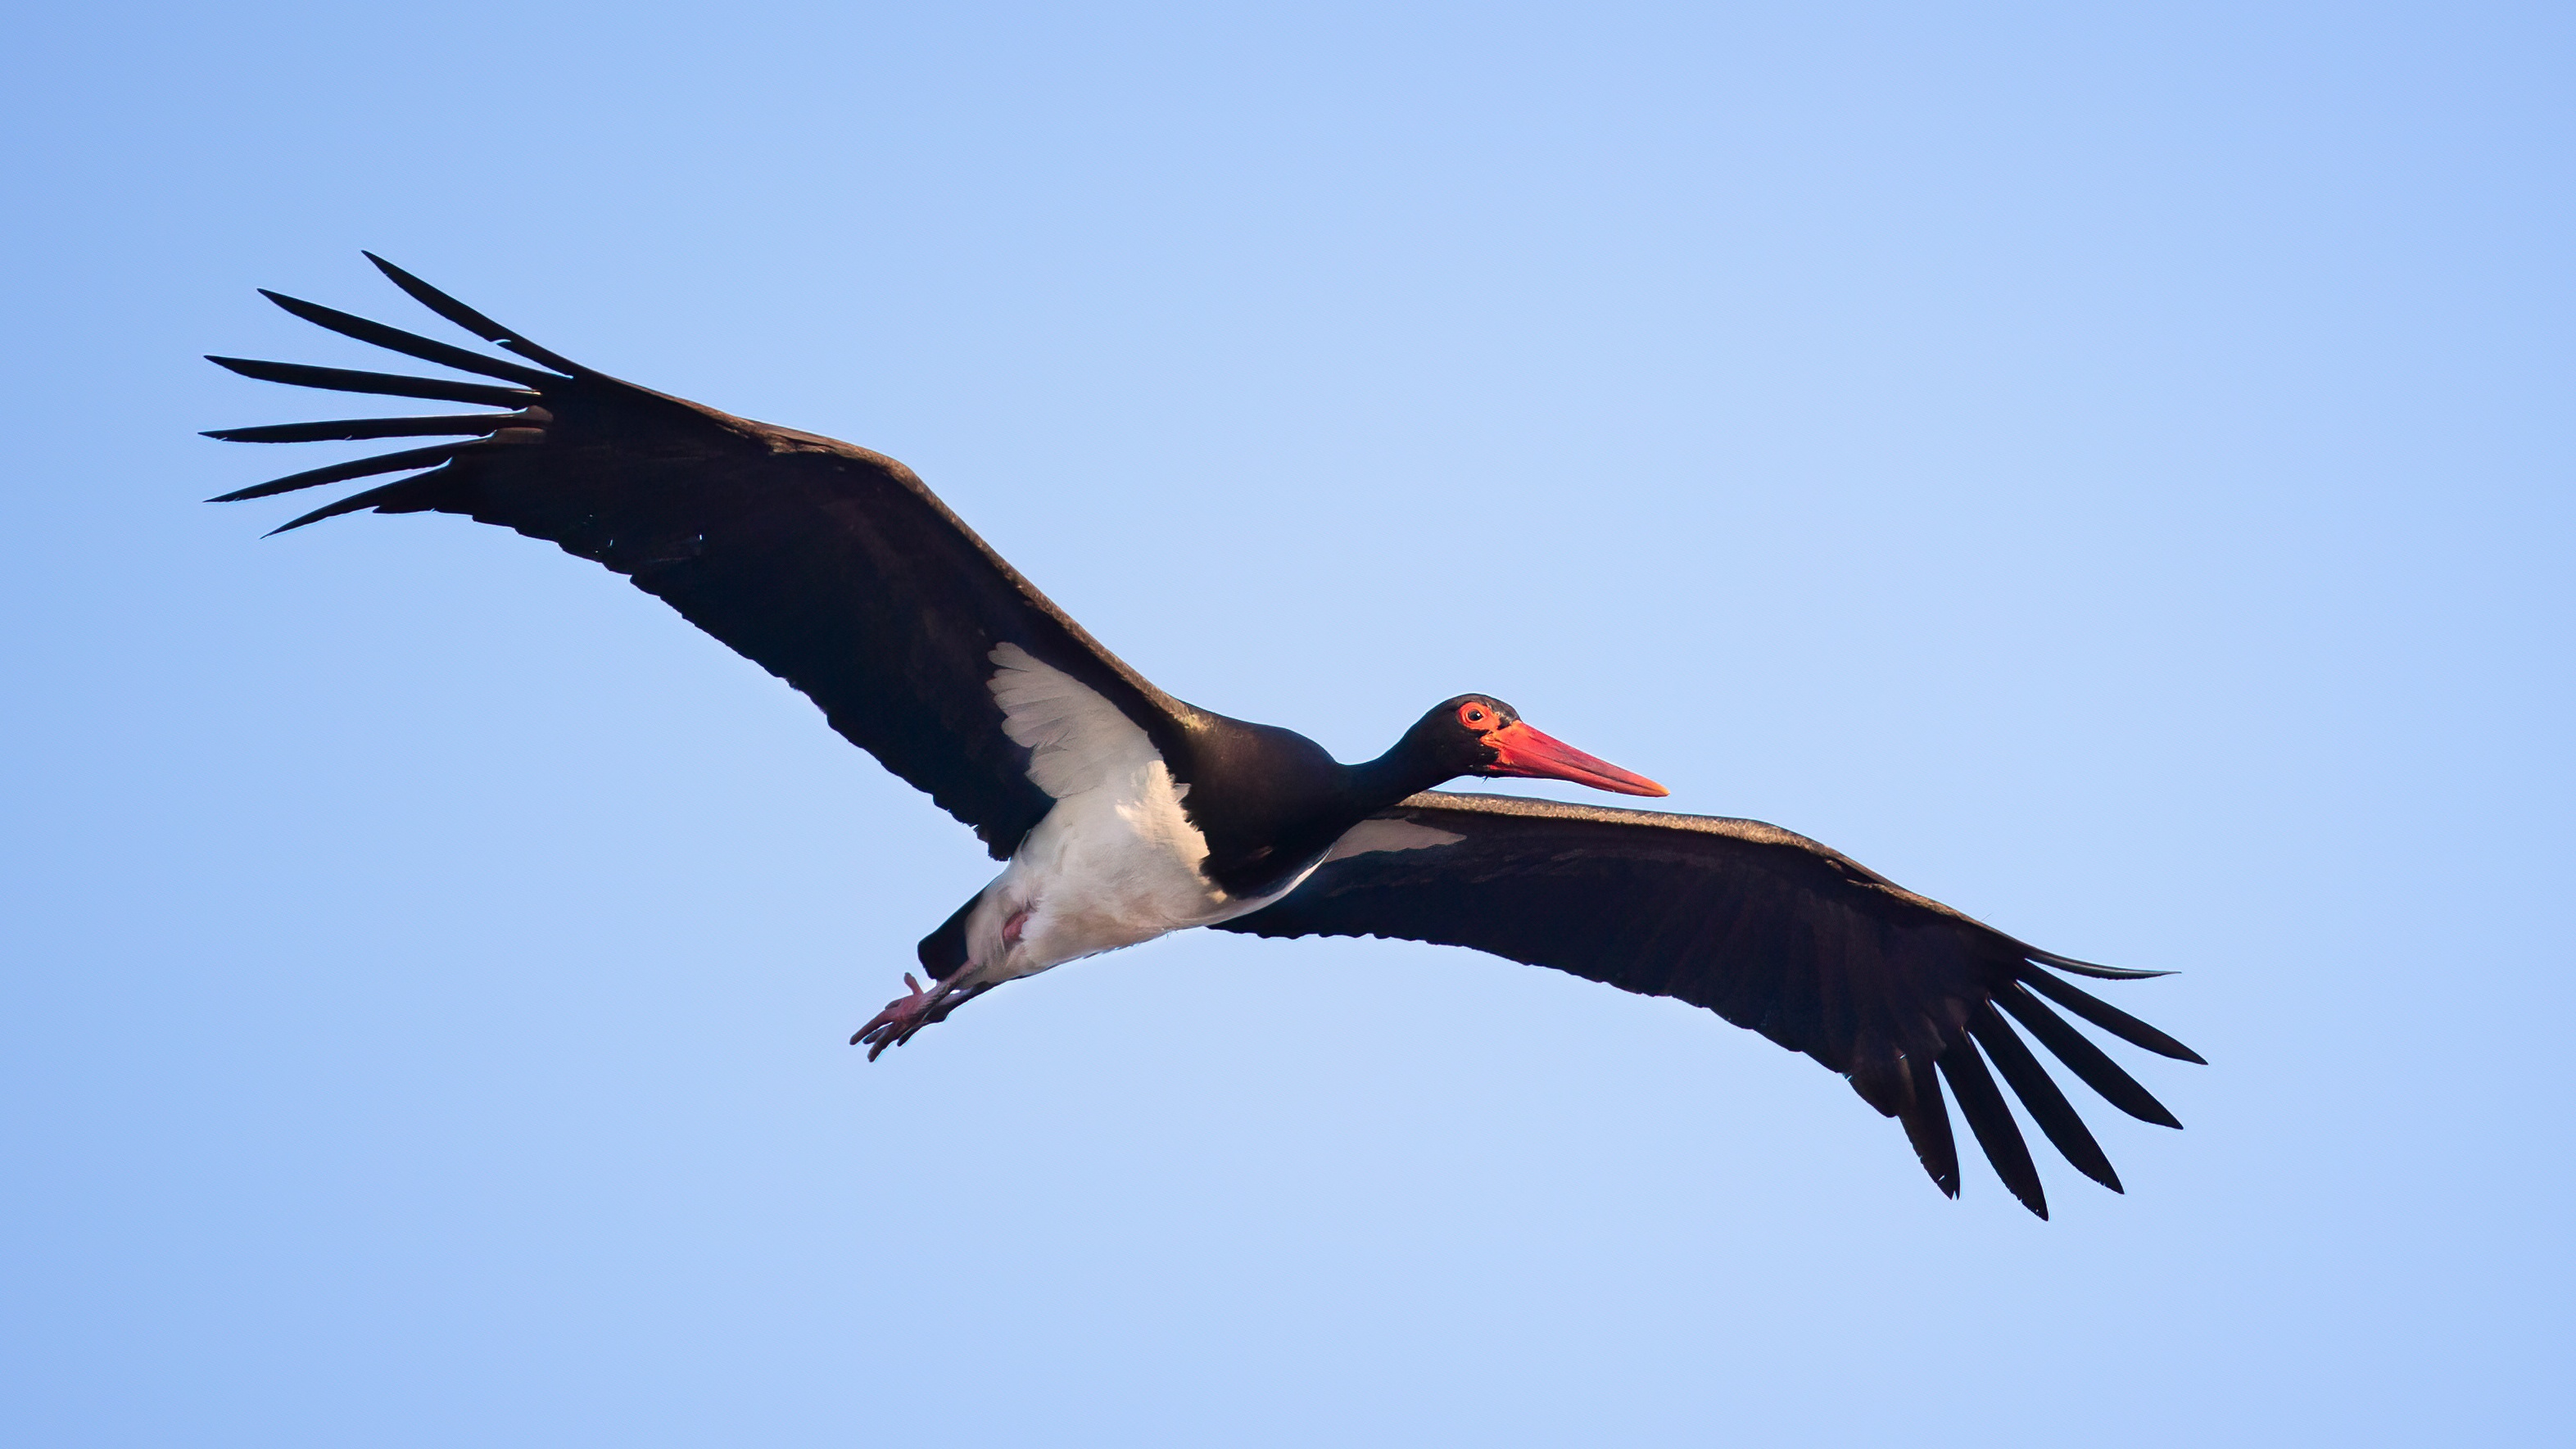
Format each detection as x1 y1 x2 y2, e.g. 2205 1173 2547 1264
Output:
206 256 2203 1219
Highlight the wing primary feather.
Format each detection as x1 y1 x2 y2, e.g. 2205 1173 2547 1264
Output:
207 443 464 503
1994 984 2184 1129
257 290 564 386
206 355 536 409
2018 964 2206 1063
1938 1040 2049 1219
204 414 533 443
2024 947 2171 980
362 252 590 376
266 472 449 535
1969 1004 2123 1193
1893 1055 1961 1200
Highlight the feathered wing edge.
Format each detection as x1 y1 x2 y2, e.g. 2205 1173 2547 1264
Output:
205 254 1211 861
1901 957 2202 1219
1224 798 2204 1220
202 255 577 530
1800 953 2198 1221
1815 835 2203 1215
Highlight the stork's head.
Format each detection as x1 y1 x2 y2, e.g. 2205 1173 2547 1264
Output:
1406 694 1668 796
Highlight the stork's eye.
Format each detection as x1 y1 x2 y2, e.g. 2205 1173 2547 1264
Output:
1458 702 1496 731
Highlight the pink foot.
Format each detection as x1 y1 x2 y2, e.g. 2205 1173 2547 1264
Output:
852 973 993 1061
852 973 940 1062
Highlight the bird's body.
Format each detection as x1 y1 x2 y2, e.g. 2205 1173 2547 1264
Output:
905 644 1644 1039
207 257 2204 1217
950 643 1317 989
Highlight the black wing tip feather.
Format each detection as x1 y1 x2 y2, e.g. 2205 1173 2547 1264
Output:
263 470 448 534
1969 1005 2126 1196
2024 947 2175 981
203 353 540 410
1994 982 2188 1130
1893 1057 1962 1201
204 257 589 523
253 287 566 387
1914 974 2201 1213
204 442 464 504
1938 1041 2049 1219
202 412 536 445
360 251 589 376
2019 962 2207 1065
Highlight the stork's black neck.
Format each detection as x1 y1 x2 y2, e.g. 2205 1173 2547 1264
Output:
1343 737 1460 814
1177 712 1465 899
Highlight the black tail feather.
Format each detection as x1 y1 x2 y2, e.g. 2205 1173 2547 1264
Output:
258 289 564 387
206 355 536 410
915 893 980 981
2020 965 2206 1063
363 252 589 376
1995 984 2184 1129
1939 1039 2049 1219
1971 1004 2122 1193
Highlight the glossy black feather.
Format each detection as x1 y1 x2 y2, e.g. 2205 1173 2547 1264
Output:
2019 965 2207 1062
1894 1054 1961 1199
206 355 537 410
207 443 466 503
362 251 590 376
2026 947 2172 981
204 413 536 443
258 290 564 386
1994 982 2184 1129
1938 1039 2048 1218
270 473 459 534
1970 1004 2121 1193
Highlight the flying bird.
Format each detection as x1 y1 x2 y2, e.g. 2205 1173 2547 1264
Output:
206 256 2202 1219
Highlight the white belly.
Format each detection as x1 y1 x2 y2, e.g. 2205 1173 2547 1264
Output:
958 760 1316 985
959 641 1315 986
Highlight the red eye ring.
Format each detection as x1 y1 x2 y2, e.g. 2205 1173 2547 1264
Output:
1458 702 1492 729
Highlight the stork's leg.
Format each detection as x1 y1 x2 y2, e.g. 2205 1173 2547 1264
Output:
855 894 1025 1060
850 973 994 1061
851 973 942 1060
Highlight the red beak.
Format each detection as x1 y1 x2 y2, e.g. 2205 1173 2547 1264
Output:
1484 720 1669 797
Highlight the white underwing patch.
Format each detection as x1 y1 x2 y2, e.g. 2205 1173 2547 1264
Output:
1325 818 1468 861
988 641 1160 799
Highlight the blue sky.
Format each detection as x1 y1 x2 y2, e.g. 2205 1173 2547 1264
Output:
3 2 2569 1443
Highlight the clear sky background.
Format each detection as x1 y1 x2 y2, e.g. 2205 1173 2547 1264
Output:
4 2 2569 1444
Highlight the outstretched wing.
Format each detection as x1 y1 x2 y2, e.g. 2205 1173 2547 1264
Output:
206 256 1200 858
1217 791 2203 1217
